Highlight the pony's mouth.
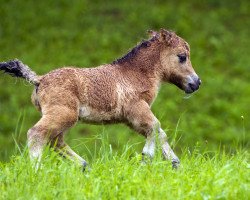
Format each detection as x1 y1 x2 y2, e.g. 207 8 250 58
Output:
184 82 200 93
169 73 201 94
184 74 201 94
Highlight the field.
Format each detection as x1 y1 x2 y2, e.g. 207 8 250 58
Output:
0 144 249 199
0 0 249 199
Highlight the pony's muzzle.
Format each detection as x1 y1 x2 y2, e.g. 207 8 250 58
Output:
185 74 201 94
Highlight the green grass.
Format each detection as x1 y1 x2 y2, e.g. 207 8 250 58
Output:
0 140 249 200
0 0 249 160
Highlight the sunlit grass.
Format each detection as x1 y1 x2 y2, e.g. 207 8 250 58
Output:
0 0 249 161
0 137 249 200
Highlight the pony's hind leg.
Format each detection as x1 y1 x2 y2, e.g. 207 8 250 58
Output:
52 134 87 169
27 105 79 168
27 123 47 167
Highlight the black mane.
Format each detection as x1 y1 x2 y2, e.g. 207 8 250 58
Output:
112 37 156 64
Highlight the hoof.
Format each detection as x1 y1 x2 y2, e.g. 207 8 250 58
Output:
172 158 180 169
82 161 88 172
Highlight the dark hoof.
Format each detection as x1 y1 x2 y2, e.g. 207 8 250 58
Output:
172 158 180 169
82 161 88 172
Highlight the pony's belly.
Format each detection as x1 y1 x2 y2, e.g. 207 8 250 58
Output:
78 105 120 124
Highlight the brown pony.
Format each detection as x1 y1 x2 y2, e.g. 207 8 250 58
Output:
0 29 201 169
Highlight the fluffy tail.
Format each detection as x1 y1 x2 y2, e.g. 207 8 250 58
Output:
0 59 39 85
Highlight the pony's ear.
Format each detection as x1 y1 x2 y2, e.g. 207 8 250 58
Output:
160 28 170 41
159 28 176 46
147 30 158 37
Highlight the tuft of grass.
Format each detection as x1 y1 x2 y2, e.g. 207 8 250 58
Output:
0 138 249 200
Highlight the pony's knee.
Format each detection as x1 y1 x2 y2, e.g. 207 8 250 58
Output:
136 117 159 137
27 126 46 147
27 127 38 143
27 125 46 139
27 123 52 150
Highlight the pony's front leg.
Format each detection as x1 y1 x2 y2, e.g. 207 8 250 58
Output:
125 100 158 161
159 128 180 168
142 123 180 168
142 130 155 160
126 100 180 168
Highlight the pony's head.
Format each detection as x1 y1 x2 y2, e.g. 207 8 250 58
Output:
149 29 201 94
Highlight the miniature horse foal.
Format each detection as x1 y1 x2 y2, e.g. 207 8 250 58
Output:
0 29 201 169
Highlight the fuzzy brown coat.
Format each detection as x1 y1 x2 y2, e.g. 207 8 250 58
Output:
0 29 201 169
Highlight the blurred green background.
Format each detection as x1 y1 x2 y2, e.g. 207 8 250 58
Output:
0 0 249 162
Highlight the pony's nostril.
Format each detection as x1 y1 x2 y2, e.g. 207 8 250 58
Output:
188 83 195 90
188 82 199 91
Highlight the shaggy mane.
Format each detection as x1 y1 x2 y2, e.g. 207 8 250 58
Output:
112 36 157 64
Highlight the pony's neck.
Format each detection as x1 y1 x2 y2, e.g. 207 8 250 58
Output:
113 39 162 80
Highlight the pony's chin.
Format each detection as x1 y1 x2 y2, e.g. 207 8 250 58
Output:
182 89 196 100
183 84 195 94
184 82 200 94
184 88 194 94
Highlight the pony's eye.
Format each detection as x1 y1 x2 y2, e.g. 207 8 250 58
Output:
177 54 187 63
